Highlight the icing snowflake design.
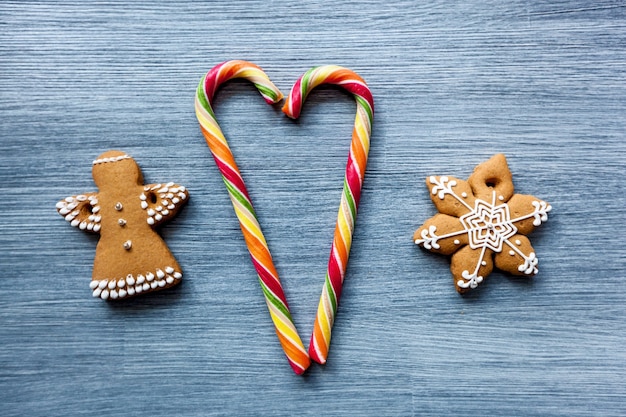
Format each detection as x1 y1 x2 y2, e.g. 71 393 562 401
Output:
414 154 552 293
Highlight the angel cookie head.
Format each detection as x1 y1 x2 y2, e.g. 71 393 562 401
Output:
413 154 552 294
56 150 189 300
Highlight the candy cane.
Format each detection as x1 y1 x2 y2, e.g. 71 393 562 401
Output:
195 60 310 375
283 66 374 364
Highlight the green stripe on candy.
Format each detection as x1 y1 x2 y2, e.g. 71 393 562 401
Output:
343 179 357 221
196 78 216 119
224 179 257 218
260 278 292 319
325 273 338 314
355 96 373 124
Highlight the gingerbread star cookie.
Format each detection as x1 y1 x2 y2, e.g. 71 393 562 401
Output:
56 150 189 300
414 154 552 293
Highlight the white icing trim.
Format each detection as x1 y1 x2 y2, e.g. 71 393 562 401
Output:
93 154 131 165
90 266 182 300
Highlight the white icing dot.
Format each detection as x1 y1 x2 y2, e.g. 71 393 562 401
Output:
146 272 155 282
108 280 116 290
56 201 65 209
156 269 165 279
167 193 174 199
136 274 145 284
165 266 174 274
92 206 101 213
515 239 521 246
123 240 132 250
162 209 169 216
147 209 156 216
89 281 99 290
167 204 175 210
79 222 87 230
87 223 94 231
453 239 460 245
178 193 186 200
481 261 487 266
93 224 101 232
110 290 118 299
173 272 182 280
118 219 127 226
115 202 123 211
127 287 135 296
70 219 80 227
126 275 135 286
150 281 158 289
147 217 155 225
172 198 180 204
140 193 147 201
155 213 163 221
65 197 74 203
509 250 515 256
166 182 174 187
117 279 125 288
135 284 143 293
157 280 166 288
100 289 110 300
143 283 151 291
99 280 108 289
119 289 127 298
461 192 467 198
77 195 87 201
140 201 148 209
166 276 174 284
92 288 102 298
498 195 504 201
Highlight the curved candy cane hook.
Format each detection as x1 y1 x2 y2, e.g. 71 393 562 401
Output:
195 60 310 375
283 66 374 365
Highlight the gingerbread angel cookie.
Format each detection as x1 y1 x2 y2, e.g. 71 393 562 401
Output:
56 150 189 300
414 154 551 293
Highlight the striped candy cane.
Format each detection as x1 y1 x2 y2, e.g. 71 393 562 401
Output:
195 60 310 375
283 66 374 364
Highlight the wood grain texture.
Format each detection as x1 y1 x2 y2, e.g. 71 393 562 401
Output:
1 1 625 416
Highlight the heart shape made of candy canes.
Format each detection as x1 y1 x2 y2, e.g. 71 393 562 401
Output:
195 60 374 375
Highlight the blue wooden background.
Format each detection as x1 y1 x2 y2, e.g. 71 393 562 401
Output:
1 1 625 416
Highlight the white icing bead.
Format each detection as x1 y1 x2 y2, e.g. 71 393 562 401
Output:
167 204 175 210
179 186 186 192
155 206 163 212
92 206 101 213
59 207 70 215
107 280 116 290
92 288 102 298
166 276 174 284
166 182 174 187
77 195 87 201
89 280 99 290
135 284 143 293
453 239 460 245
98 280 108 289
481 261 487 266
146 272 155 282
115 202 123 211
127 287 135 296
100 289 110 300
150 281 158 289
172 198 180 204
499 195 504 201
162 200 170 207
136 274 145 284
65 197 74 203
147 209 156 216
165 266 175 274
155 214 162 221
158 187 169 193
162 210 169 216
147 217 155 225
119 289 127 298
71 219 80 227
173 272 182 279
144 186 151 191
117 279 125 288
141 201 148 209
167 193 174 199
79 222 87 230
143 283 151 291
509 250 515 256
515 240 521 246
178 193 186 200
87 223 94 231
157 280 166 288
110 289 118 299
90 198 98 205
93 224 101 232
118 219 127 226
156 269 165 279
56 201 65 209
140 193 147 201
126 275 135 286
123 240 132 250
